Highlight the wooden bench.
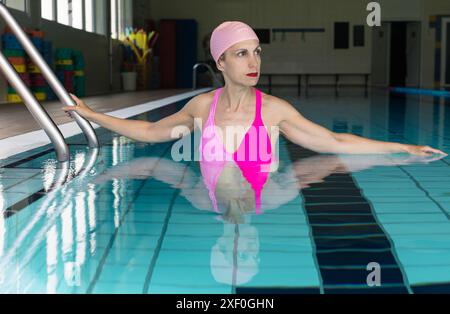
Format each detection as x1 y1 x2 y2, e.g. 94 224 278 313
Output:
259 73 370 97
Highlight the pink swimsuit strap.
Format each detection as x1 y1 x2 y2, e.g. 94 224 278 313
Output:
199 87 272 215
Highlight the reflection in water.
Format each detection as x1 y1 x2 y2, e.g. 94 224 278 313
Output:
211 221 260 285
0 147 100 293
0 132 446 291
93 151 445 286
388 92 407 142
0 182 4 286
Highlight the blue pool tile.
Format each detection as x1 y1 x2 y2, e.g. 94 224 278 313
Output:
134 195 174 205
316 250 398 267
92 281 144 294
395 248 450 266
257 251 317 268
0 168 41 177
0 178 28 190
404 265 450 286
95 210 127 224
315 236 391 251
382 222 450 235
129 202 171 212
156 251 211 267
0 192 32 209
150 265 231 288
161 236 218 251
324 285 408 294
412 283 450 294
236 266 321 288
251 213 307 225
363 189 426 197
376 213 449 223
104 247 155 266
124 211 168 223
251 224 310 237
268 203 304 213
259 238 314 253
117 222 164 236
138 188 176 196
95 193 136 203
391 235 450 249
97 264 149 285
148 284 231 294
368 195 431 203
165 224 224 237
372 202 443 213
109 234 160 250
172 200 213 211
236 287 320 294
92 222 120 236
170 213 221 224
320 267 405 285
6 180 43 194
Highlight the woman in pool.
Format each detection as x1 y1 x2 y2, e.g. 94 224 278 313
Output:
63 21 446 157
63 21 446 212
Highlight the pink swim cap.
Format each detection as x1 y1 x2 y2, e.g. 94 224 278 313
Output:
210 21 259 64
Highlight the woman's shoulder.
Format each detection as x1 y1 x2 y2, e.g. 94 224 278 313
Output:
185 90 215 114
260 91 292 114
194 89 217 104
259 91 299 126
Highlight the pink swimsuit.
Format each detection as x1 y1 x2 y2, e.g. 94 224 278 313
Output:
199 87 272 214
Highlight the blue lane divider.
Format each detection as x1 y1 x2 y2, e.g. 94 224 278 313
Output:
390 87 450 97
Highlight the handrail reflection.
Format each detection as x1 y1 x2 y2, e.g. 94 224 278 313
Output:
0 148 100 291
91 152 445 285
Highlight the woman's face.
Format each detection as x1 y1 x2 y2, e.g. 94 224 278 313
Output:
217 39 262 86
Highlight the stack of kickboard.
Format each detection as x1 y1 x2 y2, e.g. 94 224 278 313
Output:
1 31 30 103
43 40 57 100
72 50 85 97
55 49 85 97
27 30 46 102
55 48 74 94
1 28 57 103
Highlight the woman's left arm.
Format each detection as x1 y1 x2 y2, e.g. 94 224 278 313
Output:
274 98 447 156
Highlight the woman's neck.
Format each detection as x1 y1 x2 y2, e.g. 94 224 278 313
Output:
220 85 254 112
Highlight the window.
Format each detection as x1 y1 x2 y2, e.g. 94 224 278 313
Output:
85 0 94 32
41 0 54 20
0 0 26 11
95 0 107 35
334 22 350 49
72 0 83 30
353 25 365 47
40 0 108 35
111 0 117 39
110 0 133 39
57 0 69 26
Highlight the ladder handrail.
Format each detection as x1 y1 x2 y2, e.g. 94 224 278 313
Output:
0 3 99 150
0 51 70 162
192 62 223 89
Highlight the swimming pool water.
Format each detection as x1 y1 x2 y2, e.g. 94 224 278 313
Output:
1 88 450 294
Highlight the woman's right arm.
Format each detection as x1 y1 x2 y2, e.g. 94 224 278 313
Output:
63 93 202 143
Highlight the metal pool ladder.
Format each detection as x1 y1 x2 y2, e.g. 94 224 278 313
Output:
192 62 223 89
0 3 99 163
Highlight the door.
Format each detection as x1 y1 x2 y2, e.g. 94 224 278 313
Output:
405 22 421 87
441 18 450 88
390 22 407 87
371 23 390 86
